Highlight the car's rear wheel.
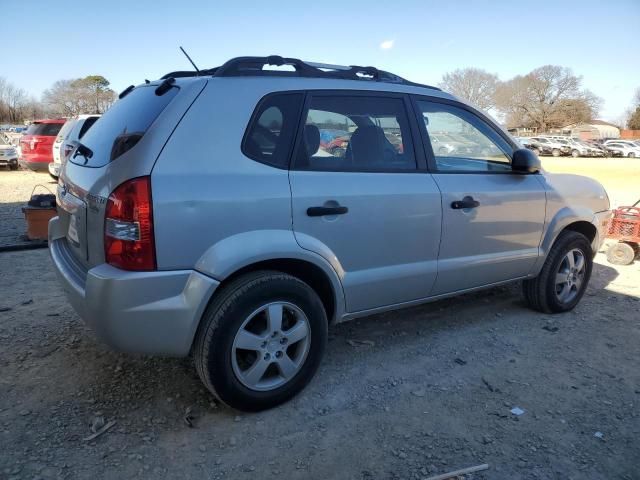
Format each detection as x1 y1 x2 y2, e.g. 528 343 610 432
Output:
552 148 561 157
571 149 579 158
194 271 328 411
606 242 636 265
523 231 593 313
628 152 636 158
9 163 18 170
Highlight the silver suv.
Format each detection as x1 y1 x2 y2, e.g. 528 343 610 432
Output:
49 56 611 411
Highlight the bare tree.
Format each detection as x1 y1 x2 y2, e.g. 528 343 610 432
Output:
439 68 499 111
495 66 601 131
43 75 116 116
0 76 31 123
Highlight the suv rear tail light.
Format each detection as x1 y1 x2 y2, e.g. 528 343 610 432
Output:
63 144 74 159
104 176 156 271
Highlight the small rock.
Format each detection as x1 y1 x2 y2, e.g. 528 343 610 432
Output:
411 389 426 398
0 307 12 312
454 358 467 366
510 407 525 416
234 415 242 422
594 431 604 439
21 299 34 305
229 436 237 446
199 445 206 452
542 325 559 333
19 410 30 416
398 452 407 459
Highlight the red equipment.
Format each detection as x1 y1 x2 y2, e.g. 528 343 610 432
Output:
606 199 640 265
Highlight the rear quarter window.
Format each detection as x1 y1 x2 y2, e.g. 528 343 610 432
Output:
242 93 304 168
71 85 178 167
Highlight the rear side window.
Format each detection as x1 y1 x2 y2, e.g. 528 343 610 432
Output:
26 122 63 136
294 95 416 172
78 117 99 139
71 85 178 167
242 93 303 168
56 120 76 141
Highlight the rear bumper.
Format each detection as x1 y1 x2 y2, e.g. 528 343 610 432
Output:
48 216 219 356
20 157 51 171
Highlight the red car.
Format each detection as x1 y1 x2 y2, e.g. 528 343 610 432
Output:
20 119 66 171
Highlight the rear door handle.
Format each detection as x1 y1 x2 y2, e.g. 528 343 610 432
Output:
451 196 480 210
307 206 349 217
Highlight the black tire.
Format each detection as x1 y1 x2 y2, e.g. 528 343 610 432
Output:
9 163 18 170
532 148 541 156
606 242 636 265
571 149 579 158
628 152 636 158
193 270 328 412
552 148 561 157
523 231 593 313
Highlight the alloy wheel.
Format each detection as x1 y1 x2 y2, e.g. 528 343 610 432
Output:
231 302 311 391
554 248 586 304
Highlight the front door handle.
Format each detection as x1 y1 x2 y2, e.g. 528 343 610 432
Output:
307 205 349 217
451 196 480 210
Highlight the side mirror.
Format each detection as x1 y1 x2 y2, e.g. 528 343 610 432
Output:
512 148 541 173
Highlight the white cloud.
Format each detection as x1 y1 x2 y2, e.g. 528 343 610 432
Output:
380 40 394 50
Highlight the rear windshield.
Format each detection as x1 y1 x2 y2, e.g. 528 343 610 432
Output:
26 122 64 136
56 120 76 140
71 85 179 167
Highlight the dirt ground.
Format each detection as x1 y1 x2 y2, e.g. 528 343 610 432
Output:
0 162 639 480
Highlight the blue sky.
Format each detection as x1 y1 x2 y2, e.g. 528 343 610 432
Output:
2 0 639 121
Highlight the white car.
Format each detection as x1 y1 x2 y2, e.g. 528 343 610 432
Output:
530 137 570 156
49 114 101 178
0 143 18 170
604 142 640 158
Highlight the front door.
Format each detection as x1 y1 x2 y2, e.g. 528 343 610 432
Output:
413 98 546 295
290 93 442 313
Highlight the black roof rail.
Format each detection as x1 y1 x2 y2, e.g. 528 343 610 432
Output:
160 55 440 90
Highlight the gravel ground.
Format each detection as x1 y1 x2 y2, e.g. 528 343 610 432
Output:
0 169 56 249
0 247 639 480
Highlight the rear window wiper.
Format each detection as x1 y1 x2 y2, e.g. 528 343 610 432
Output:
155 77 175 96
72 141 94 164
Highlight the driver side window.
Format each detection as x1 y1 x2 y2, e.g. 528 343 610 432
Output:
416 100 513 172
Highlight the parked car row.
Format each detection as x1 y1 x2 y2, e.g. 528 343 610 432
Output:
11 115 100 175
518 136 640 158
602 139 640 158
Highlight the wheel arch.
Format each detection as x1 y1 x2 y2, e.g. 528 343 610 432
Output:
531 207 599 276
194 230 346 326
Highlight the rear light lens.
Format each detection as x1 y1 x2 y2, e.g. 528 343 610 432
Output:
63 144 74 159
104 176 156 271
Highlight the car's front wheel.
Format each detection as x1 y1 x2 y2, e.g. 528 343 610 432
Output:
194 271 328 411
523 231 593 313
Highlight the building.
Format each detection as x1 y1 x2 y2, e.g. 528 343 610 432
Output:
560 120 620 140
507 126 538 137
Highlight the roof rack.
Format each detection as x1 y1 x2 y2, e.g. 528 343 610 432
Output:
160 55 440 90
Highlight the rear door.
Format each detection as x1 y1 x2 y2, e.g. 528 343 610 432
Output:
413 97 546 295
289 92 441 313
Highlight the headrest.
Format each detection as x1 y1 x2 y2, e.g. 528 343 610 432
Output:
304 124 320 157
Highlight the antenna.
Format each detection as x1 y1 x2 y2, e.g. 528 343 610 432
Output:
179 46 200 76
